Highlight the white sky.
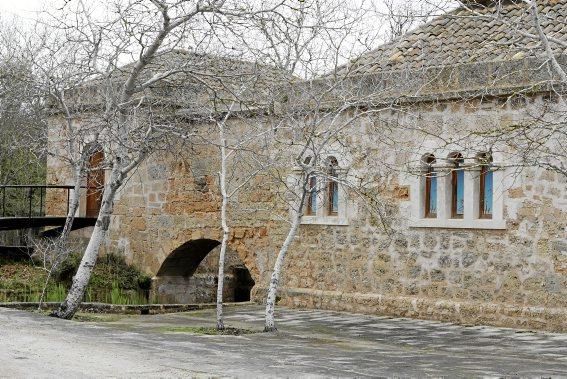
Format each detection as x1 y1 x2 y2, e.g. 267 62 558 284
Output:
0 0 452 20
0 0 454 76
0 0 47 19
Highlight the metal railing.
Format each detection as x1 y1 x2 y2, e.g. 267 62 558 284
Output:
0 185 75 218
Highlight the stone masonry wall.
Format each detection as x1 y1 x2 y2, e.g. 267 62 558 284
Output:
46 94 567 332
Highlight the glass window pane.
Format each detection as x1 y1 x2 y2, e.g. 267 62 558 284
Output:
331 182 338 214
456 170 464 215
429 175 437 215
483 171 493 215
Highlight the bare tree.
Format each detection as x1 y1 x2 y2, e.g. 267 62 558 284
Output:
0 17 47 251
213 107 272 330
34 0 292 319
245 1 401 330
379 0 451 42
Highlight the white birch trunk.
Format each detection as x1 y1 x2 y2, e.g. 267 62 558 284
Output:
216 122 229 330
38 163 83 310
52 164 121 319
59 163 84 242
264 204 304 332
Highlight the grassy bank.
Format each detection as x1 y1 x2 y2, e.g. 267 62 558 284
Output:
0 254 152 304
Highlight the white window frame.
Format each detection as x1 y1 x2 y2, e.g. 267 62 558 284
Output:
297 158 349 226
408 154 506 230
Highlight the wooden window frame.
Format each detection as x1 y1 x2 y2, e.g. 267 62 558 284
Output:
424 169 437 218
450 153 464 219
327 180 339 216
306 176 317 216
326 157 339 217
479 164 493 219
424 155 437 218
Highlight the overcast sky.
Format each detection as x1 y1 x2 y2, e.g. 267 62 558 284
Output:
0 0 454 76
0 0 47 19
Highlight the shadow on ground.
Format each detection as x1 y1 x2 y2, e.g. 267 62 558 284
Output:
1 304 566 377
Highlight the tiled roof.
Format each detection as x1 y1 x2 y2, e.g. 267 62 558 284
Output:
65 50 293 113
340 0 567 75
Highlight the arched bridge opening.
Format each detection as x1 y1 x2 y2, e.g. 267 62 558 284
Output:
153 238 255 304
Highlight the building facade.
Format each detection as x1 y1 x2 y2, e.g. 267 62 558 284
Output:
47 1 567 331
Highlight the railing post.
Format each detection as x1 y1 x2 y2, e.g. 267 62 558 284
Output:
40 187 44 217
29 187 33 218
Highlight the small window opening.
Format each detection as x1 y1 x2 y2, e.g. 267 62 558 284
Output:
449 152 465 219
479 153 493 219
423 154 437 218
327 157 339 216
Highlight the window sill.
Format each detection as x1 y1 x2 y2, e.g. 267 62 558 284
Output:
408 218 506 230
301 216 349 226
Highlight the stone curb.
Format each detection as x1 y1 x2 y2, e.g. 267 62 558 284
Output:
0 301 254 315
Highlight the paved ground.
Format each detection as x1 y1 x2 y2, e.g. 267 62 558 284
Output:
1 304 566 378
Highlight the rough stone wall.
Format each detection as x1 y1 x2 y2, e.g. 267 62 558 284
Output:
104 140 274 280
45 115 74 216
46 95 567 332
270 95 567 332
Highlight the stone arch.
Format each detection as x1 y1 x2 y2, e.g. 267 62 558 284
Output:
152 238 256 304
156 239 220 277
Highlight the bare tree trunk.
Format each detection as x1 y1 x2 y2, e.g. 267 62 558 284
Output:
216 122 229 330
37 164 83 310
59 163 84 242
216 211 229 330
264 205 303 332
38 268 54 310
52 164 121 319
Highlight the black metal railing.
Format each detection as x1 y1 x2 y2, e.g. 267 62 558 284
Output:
0 185 75 218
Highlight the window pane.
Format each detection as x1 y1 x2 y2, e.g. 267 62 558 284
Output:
330 182 339 214
429 175 437 215
456 170 464 215
483 170 493 215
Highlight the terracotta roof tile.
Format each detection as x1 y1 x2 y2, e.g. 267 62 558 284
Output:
338 0 567 75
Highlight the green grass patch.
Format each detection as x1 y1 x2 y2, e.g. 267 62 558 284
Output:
72 312 133 323
0 253 153 305
159 326 257 335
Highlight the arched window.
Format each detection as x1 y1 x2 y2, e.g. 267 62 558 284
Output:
327 157 339 216
478 153 493 219
423 154 437 218
449 152 464 219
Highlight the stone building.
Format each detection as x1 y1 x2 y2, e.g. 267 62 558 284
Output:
47 1 567 331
